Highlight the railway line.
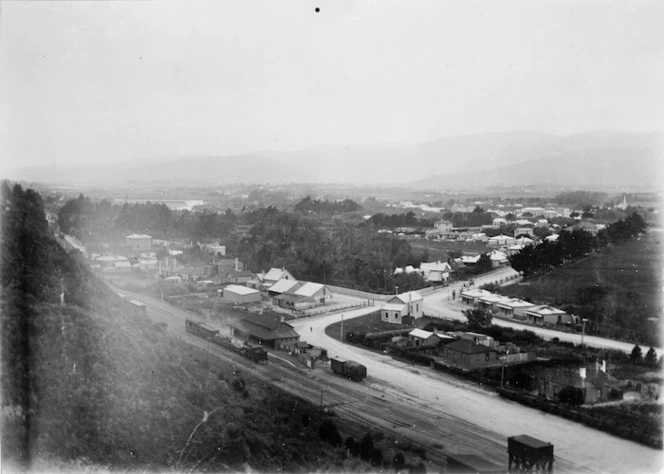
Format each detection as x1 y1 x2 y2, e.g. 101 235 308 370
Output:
116 287 600 472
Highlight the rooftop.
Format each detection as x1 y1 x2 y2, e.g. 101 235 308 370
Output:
224 285 260 296
446 338 495 354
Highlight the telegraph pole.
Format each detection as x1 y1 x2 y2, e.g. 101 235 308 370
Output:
340 314 344 341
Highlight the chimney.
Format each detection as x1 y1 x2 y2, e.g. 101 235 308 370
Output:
601 360 607 373
579 367 586 379
235 257 239 272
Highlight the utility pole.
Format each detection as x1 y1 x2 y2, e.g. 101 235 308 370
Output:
581 318 588 347
340 314 344 341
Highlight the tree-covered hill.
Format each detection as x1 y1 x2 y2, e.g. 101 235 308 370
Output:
1 183 370 472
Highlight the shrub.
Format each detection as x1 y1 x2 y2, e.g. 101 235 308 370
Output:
359 433 373 461
370 448 383 467
319 419 342 446
558 386 584 405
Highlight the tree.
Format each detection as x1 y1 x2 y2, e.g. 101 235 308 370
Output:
370 448 384 467
644 347 658 367
359 433 374 461
393 452 406 471
463 308 492 330
629 345 643 365
319 419 342 446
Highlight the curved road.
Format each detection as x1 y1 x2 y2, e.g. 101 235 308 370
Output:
290 275 663 473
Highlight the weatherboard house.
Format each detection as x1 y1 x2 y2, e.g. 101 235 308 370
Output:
381 291 423 325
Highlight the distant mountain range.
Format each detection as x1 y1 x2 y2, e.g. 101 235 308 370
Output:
4 131 662 189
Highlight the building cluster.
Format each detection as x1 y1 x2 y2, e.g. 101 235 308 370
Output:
460 288 578 326
393 261 453 284
394 328 534 371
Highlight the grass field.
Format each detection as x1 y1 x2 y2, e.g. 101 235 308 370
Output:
325 310 409 341
499 229 663 345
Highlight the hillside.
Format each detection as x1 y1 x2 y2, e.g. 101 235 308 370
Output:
0 182 364 472
414 131 662 190
5 130 660 188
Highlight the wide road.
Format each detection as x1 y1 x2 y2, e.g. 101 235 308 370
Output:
291 309 663 473
423 268 662 356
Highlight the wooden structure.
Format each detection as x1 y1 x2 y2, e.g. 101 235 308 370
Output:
507 435 553 472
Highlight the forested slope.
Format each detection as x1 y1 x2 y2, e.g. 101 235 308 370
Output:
0 183 365 472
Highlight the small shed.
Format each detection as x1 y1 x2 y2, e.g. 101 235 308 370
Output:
408 328 440 347
525 305 571 325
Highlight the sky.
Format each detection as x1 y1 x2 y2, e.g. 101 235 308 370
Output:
1 0 663 169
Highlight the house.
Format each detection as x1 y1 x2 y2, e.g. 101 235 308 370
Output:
394 265 424 276
246 272 265 290
380 291 424 324
220 285 262 305
456 331 498 349
525 305 572 325
203 243 226 256
477 293 512 312
488 234 516 248
439 338 500 370
538 364 620 404
408 329 440 347
419 261 452 284
268 279 301 298
126 234 152 251
292 282 333 303
460 288 494 305
488 250 509 267
495 298 535 320
225 269 254 285
388 292 423 317
229 313 300 348
262 267 296 289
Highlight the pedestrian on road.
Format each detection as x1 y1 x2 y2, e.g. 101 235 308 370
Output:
310 326 312 332
452 290 456 300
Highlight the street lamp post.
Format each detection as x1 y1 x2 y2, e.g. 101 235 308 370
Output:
581 318 588 347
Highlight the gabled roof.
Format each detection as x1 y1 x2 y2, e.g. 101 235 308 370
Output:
478 293 511 304
420 261 452 273
497 298 535 309
264 267 293 282
390 291 423 304
126 234 152 239
293 282 326 298
409 328 435 340
268 279 300 294
231 317 299 341
383 303 406 312
227 269 254 278
274 293 314 303
460 288 493 299
526 305 566 316
446 338 495 354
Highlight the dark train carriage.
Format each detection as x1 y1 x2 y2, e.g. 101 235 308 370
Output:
331 357 367 381
244 343 268 364
185 319 220 340
507 435 554 472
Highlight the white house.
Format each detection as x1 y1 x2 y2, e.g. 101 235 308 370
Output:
495 298 535 320
525 305 572 325
381 291 424 324
420 261 452 284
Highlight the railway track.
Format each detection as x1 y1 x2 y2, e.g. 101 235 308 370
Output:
114 287 587 472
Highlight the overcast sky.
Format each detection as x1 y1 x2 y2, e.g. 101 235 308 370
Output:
1 0 663 168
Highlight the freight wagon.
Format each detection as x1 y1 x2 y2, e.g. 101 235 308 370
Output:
185 319 268 364
330 357 367 381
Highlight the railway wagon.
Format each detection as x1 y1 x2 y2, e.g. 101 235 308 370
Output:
211 334 269 364
330 357 367 381
185 319 220 339
507 435 553 472
129 299 147 312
